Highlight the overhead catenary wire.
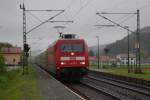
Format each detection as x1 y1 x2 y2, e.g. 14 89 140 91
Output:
57 0 75 27
26 10 64 34
64 0 93 27
105 0 127 11
93 0 135 33
96 13 134 33
64 0 75 10
140 4 150 10
72 0 92 20
26 11 43 23
118 14 135 24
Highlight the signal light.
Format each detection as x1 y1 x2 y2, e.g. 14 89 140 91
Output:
24 44 30 52
104 48 110 54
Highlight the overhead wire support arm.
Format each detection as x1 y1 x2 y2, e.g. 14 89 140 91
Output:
48 21 74 23
100 12 137 15
94 25 116 27
25 10 64 12
96 13 134 33
26 10 65 34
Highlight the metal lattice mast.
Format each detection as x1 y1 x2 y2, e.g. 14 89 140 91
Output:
21 3 27 75
137 9 141 73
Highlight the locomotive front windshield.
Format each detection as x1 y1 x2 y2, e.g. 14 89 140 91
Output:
61 44 83 52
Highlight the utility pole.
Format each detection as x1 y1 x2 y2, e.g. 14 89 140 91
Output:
20 3 71 75
96 36 100 69
128 27 130 73
30 50 32 64
125 26 130 73
20 4 26 75
136 9 141 73
94 25 115 69
96 10 141 73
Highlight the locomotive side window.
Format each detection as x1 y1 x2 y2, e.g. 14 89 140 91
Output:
61 44 83 52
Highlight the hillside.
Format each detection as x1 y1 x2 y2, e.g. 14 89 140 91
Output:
89 45 106 55
105 26 150 56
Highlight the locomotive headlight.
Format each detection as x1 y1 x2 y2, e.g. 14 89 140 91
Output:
80 62 85 64
71 52 74 56
61 62 65 65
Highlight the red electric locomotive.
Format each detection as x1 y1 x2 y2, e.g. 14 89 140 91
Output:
45 34 89 80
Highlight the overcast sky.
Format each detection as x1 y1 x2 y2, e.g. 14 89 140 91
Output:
0 0 150 52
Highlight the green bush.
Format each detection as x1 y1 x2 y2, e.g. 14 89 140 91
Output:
0 54 6 73
0 76 8 89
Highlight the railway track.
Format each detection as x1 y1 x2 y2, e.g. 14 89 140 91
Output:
66 82 120 100
89 71 150 87
35 63 120 100
35 63 150 100
84 71 150 100
66 73 150 100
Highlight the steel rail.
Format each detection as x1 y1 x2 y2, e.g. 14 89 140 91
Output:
85 76 150 100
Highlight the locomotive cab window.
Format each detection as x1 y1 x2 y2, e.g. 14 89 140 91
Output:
61 44 83 52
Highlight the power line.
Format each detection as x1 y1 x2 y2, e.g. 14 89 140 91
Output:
140 4 150 10
96 13 134 33
72 0 92 20
26 11 43 23
106 0 127 11
62 0 75 24
26 10 64 34
118 14 135 24
115 14 133 22
64 0 93 28
64 0 75 10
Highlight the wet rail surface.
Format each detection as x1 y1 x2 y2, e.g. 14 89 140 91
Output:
65 82 119 100
89 70 150 87
86 71 150 100
34 63 150 100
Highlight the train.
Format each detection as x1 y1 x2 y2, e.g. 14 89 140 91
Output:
35 34 89 81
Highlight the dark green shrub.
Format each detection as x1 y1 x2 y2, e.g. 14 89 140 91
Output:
0 76 8 89
0 54 6 73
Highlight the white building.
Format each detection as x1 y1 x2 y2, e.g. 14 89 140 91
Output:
116 54 136 65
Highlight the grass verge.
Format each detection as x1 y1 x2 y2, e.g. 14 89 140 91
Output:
90 65 150 80
0 66 41 100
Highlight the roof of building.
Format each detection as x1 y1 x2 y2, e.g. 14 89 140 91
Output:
89 56 117 62
89 56 97 60
99 56 117 62
116 54 136 58
0 47 22 54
